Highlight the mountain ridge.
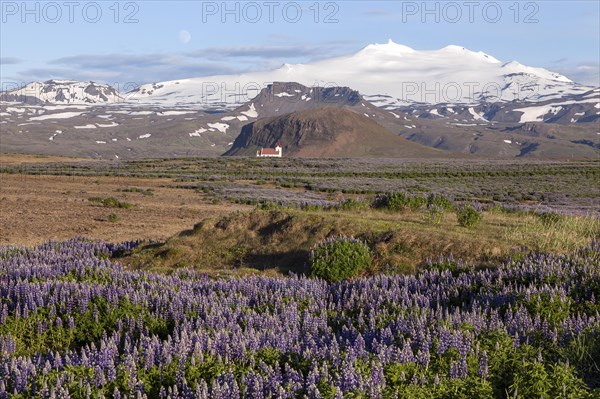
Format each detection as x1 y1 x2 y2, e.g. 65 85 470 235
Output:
224 107 444 158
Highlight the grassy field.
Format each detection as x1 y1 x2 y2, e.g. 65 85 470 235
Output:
122 205 599 276
2 156 598 214
2 154 598 271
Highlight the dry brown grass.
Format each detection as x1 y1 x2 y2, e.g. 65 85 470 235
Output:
0 173 248 246
502 212 600 253
0 153 91 165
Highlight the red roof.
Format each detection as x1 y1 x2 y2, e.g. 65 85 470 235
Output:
260 148 280 155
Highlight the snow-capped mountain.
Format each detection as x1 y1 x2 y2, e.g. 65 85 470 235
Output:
126 40 595 109
0 80 124 104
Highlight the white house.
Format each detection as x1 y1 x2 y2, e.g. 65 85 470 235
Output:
257 141 283 158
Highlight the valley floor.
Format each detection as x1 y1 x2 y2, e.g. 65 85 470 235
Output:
0 172 247 246
1 154 597 275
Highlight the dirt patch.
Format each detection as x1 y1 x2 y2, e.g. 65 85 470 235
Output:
0 173 247 246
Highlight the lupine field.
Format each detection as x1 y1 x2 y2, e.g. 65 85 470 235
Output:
1 238 599 398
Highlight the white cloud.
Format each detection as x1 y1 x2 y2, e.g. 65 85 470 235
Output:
554 62 600 86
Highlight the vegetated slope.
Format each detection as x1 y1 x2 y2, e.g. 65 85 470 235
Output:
125 208 481 274
388 119 600 159
224 107 443 158
122 208 599 275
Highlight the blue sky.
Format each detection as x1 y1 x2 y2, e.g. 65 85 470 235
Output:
1 0 599 90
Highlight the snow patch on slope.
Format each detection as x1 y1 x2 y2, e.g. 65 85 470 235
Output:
240 103 258 118
468 107 488 122
514 105 562 122
207 123 229 133
189 128 208 137
29 111 84 121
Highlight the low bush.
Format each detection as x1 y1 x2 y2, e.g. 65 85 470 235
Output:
427 193 454 210
309 236 371 282
407 194 427 211
373 192 427 211
88 196 134 209
331 198 370 212
372 192 407 210
421 205 445 225
456 204 483 228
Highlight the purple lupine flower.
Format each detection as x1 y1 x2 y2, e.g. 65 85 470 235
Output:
479 351 489 379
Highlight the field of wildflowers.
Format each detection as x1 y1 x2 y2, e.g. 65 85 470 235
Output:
1 239 598 398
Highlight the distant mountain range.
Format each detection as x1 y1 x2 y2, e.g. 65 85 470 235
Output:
0 80 124 104
1 41 598 159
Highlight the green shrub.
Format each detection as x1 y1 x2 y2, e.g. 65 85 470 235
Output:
332 198 370 212
427 193 455 210
111 198 133 209
421 205 445 225
373 192 426 211
509 360 589 399
487 203 504 214
309 236 371 282
456 204 483 228
107 213 119 223
256 201 281 211
88 196 134 209
385 192 409 211
300 203 324 212
373 192 406 210
407 195 427 211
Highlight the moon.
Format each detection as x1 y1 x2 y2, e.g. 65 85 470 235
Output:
179 30 191 44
